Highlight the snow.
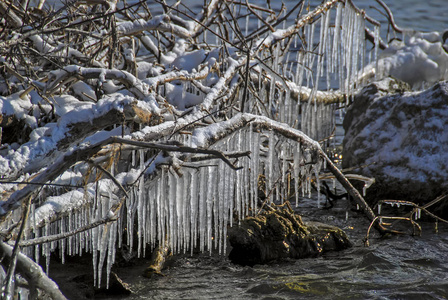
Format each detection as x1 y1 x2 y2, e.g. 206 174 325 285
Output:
81 126 129 146
362 32 448 87
31 189 91 228
0 93 37 128
0 93 143 177
171 49 207 72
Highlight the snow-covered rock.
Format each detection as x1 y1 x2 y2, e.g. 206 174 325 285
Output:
342 78 448 213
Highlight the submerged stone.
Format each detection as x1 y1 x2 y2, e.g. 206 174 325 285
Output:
228 207 351 266
343 78 448 215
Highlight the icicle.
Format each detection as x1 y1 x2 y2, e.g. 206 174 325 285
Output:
362 184 368 197
158 169 167 255
137 184 144 257
374 25 380 80
251 126 260 215
176 173 184 254
190 170 198 254
227 136 236 229
316 10 326 85
60 218 65 264
222 161 232 255
106 222 117 289
359 16 366 85
332 3 343 74
169 172 177 253
67 211 73 256
148 180 156 250
207 166 215 253
217 160 225 254
344 6 354 98
338 5 347 93
324 8 332 90
306 23 316 89
313 159 322 208
268 67 276 117
243 130 251 218
307 172 311 199
199 167 207 252
235 132 242 220
267 130 275 202
126 189 134 254
97 224 109 288
281 143 287 203
182 171 190 253
92 216 99 286
45 223 50 275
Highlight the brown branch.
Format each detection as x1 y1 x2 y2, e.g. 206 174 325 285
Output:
374 0 404 33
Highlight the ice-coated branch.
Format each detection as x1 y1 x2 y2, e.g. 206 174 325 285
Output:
0 240 68 300
109 137 243 170
256 0 339 49
192 113 384 233
0 134 245 216
191 0 220 37
117 15 191 39
0 141 107 216
250 72 346 104
19 212 119 247
44 66 150 99
146 63 214 91
135 56 245 141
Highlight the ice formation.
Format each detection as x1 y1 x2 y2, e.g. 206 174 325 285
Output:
0 0 392 292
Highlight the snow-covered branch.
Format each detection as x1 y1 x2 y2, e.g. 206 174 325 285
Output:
117 15 192 39
0 240 68 300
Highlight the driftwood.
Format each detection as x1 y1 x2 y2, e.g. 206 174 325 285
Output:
143 240 171 278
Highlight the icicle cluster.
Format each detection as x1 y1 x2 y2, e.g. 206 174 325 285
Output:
2 0 380 291
243 2 377 142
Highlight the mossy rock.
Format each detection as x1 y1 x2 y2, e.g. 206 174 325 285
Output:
228 206 352 266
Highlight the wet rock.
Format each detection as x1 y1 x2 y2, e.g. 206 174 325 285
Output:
343 78 448 215
228 207 351 266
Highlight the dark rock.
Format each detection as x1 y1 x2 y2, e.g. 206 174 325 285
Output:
343 78 448 215
228 207 351 266
94 272 132 298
